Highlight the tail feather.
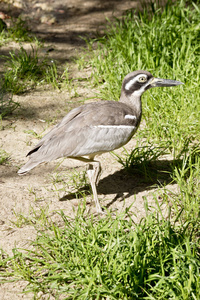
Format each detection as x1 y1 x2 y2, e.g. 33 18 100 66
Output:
18 159 41 175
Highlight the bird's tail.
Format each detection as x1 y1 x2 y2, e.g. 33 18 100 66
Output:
18 159 41 175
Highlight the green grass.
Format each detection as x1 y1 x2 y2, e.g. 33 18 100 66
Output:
0 17 35 46
0 46 63 94
11 205 50 228
0 18 61 115
112 143 171 183
51 169 90 200
88 0 200 250
0 45 72 116
0 18 72 116
0 17 80 117
0 206 199 299
0 148 9 164
81 0 200 156
169 146 200 226
0 88 19 117
0 44 77 104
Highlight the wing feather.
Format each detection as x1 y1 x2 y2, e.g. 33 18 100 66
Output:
27 101 139 162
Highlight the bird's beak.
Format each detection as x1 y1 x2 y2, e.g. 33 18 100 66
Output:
150 77 184 87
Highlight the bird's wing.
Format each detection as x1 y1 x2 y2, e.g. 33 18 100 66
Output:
27 101 138 161
27 106 83 156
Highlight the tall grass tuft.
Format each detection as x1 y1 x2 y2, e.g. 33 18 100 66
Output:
0 207 199 299
0 88 19 117
0 17 35 46
0 46 66 94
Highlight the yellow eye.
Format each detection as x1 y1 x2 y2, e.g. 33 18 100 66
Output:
138 76 147 83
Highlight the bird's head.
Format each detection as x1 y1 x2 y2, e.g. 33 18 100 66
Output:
121 70 184 99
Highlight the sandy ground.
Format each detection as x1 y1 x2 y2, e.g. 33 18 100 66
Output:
0 0 175 298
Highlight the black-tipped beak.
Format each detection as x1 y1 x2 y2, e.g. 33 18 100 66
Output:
151 77 184 87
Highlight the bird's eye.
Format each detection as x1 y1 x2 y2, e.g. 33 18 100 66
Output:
138 76 147 83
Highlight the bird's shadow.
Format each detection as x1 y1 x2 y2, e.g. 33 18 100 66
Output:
59 158 182 205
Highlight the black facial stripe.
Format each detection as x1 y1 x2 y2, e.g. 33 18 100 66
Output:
123 74 153 94
124 81 143 94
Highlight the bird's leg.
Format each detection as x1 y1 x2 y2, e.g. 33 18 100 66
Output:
87 161 103 214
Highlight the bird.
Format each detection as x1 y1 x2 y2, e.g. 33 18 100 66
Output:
18 70 183 213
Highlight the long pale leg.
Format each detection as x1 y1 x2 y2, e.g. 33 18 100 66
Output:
69 156 103 213
87 161 103 214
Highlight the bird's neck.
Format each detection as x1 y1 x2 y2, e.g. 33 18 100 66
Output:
119 92 142 119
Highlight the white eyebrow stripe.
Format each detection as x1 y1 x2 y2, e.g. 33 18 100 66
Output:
125 74 148 90
94 125 135 129
124 115 136 120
